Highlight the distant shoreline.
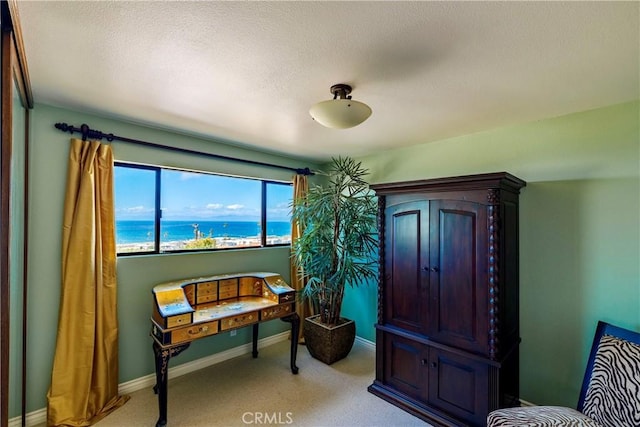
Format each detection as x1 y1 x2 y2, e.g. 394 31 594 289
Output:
117 235 291 253
115 219 291 247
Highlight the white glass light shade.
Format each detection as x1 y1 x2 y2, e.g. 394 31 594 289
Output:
309 98 372 129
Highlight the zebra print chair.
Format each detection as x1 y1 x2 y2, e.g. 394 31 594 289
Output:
487 321 640 427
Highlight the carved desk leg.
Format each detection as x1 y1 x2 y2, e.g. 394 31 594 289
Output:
281 313 300 374
252 323 259 358
152 341 190 427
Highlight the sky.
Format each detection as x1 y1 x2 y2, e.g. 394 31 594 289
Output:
114 166 292 221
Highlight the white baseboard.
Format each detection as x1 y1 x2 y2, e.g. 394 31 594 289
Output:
10 407 46 427
355 336 376 351
519 398 536 407
118 331 289 395
10 331 290 427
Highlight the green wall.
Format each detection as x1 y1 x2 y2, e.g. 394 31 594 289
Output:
346 100 640 406
23 103 320 415
17 100 640 416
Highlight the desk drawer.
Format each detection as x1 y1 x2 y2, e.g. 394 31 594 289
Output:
219 279 239 299
197 281 218 304
166 313 192 328
261 303 293 321
172 321 219 344
220 312 258 331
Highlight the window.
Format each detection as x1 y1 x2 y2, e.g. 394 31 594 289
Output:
114 165 157 253
265 182 293 246
114 163 292 255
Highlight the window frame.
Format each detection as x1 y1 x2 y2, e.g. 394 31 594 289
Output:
114 161 292 256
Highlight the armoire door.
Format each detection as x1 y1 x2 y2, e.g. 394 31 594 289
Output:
427 347 489 426
428 199 489 355
384 200 430 335
382 332 428 402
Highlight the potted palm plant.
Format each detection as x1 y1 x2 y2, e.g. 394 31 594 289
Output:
291 156 377 364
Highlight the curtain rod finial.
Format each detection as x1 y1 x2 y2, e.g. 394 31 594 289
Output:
55 122 72 134
295 167 314 176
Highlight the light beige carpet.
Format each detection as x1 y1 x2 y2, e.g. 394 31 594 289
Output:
93 339 430 426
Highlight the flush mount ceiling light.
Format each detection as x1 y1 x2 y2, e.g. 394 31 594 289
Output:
309 84 372 129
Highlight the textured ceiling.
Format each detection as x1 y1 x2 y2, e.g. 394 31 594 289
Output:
17 1 640 161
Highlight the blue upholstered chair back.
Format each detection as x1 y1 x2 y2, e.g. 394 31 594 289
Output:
577 321 640 427
487 321 640 427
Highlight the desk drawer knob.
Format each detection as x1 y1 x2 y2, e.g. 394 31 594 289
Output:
189 326 208 335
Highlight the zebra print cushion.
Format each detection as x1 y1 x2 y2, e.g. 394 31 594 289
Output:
487 406 602 426
581 334 640 427
487 333 640 427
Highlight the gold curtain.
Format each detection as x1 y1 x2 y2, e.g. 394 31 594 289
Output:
47 139 129 426
290 173 313 343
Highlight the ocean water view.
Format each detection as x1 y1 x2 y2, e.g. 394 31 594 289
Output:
116 220 291 252
116 220 291 243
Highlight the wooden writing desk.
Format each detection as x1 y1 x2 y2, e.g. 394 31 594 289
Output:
150 272 300 427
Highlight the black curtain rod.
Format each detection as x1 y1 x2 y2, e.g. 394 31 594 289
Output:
54 122 314 176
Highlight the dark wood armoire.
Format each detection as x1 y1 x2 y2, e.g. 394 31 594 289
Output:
368 172 526 427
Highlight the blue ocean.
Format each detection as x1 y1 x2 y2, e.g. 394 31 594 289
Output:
116 220 290 244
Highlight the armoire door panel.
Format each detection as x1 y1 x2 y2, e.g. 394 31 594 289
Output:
429 200 488 354
383 333 428 402
428 348 489 427
384 201 429 334
437 207 476 338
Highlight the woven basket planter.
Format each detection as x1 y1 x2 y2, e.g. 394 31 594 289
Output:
304 315 356 365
